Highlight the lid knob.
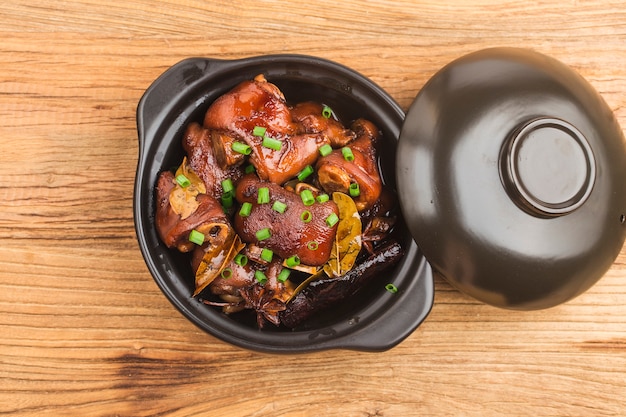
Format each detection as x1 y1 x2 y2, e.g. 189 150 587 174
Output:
501 117 596 217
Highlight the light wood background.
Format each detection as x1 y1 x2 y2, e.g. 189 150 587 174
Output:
1 1 625 416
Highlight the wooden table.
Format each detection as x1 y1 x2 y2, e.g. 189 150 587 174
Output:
2 1 625 415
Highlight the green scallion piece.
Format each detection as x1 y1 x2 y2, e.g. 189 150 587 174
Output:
253 126 267 137
385 283 398 294
254 270 267 284
349 182 360 197
286 255 300 267
221 178 234 194
234 253 248 267
316 193 330 203
326 212 339 227
297 165 314 182
300 210 312 223
245 164 256 174
258 187 270 204
262 135 282 151
318 143 333 157
239 202 252 217
231 141 252 155
300 189 315 206
272 200 287 213
220 268 233 280
277 268 291 283
175 174 191 188
342 146 355 161
256 227 271 241
322 105 333 119
307 241 319 251
221 191 234 208
188 229 205 245
260 248 273 263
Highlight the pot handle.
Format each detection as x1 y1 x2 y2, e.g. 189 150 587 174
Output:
135 57 225 162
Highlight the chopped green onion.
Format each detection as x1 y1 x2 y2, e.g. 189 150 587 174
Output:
175 174 191 188
277 268 291 283
319 144 333 157
262 135 282 151
188 229 205 245
342 146 354 162
234 253 248 267
231 141 252 155
385 283 398 294
220 268 233 279
221 191 234 208
300 189 315 206
307 241 319 251
272 200 287 213
254 270 267 284
258 187 270 204
297 165 314 181
349 182 360 197
316 193 330 203
253 126 267 137
256 227 271 241
245 164 256 174
326 212 339 227
221 178 234 194
239 202 252 217
300 210 312 223
322 105 333 119
260 248 273 262
286 255 300 267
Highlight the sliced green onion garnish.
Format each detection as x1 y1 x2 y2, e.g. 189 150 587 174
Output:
316 193 330 203
234 253 248 267
254 270 267 284
256 227 271 241
385 283 398 294
286 255 300 267
221 178 234 194
175 174 191 188
300 189 315 206
322 105 333 119
272 200 287 213
188 229 205 245
307 241 319 251
297 165 314 181
231 141 252 155
326 212 339 227
319 144 333 157
260 248 273 262
342 146 354 161
277 268 291 283
221 191 234 208
239 202 252 217
258 187 270 204
300 210 312 223
245 164 256 174
349 182 360 197
221 268 233 279
262 135 282 151
253 126 267 137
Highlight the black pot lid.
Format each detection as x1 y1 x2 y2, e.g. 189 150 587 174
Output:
396 47 626 310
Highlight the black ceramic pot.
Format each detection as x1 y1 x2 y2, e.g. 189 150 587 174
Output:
134 55 434 353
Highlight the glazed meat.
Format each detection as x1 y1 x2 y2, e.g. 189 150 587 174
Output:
182 122 244 198
155 171 231 253
233 174 339 266
203 75 330 184
291 101 356 147
316 119 383 212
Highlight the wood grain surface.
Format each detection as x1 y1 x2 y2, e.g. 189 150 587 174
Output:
1 1 625 416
